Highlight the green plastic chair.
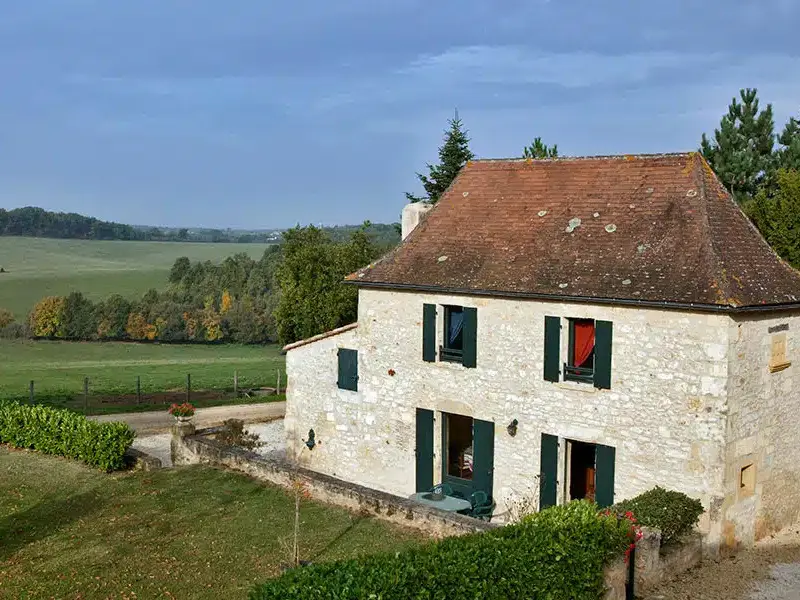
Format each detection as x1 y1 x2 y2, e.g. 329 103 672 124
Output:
430 483 454 496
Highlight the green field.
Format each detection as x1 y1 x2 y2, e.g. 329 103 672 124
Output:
0 448 423 599
0 339 285 414
0 236 272 319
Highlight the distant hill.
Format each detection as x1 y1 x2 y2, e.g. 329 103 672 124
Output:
0 207 400 246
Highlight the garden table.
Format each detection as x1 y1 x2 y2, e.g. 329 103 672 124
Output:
408 492 472 513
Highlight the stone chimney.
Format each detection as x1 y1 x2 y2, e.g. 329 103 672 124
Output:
401 202 433 240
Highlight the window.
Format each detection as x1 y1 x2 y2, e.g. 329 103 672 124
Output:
770 333 791 373
441 305 465 363
565 318 595 383
444 413 473 480
739 463 755 496
337 348 358 391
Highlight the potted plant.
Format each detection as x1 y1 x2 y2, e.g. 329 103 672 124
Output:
168 402 195 422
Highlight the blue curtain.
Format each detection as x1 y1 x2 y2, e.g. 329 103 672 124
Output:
449 310 464 345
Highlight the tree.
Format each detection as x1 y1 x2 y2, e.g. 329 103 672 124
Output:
62 292 97 340
522 137 558 159
700 88 776 202
778 117 800 172
406 111 475 204
169 257 191 284
747 169 800 268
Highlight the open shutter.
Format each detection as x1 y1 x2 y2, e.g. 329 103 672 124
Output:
415 408 434 492
337 349 358 391
472 419 495 498
595 444 616 508
539 433 559 510
594 320 613 389
422 304 437 362
544 316 561 382
462 307 478 368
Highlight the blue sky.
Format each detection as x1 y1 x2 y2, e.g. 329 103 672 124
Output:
1 0 799 229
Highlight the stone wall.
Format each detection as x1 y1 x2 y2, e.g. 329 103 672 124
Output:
286 288 733 548
173 424 493 539
722 310 800 548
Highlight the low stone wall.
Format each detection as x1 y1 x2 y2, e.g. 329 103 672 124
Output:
171 423 494 538
125 446 162 471
634 527 703 591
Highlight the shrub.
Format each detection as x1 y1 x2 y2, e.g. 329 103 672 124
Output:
217 418 264 451
612 486 704 545
28 296 66 338
0 322 28 339
0 307 14 328
249 501 636 600
0 400 135 471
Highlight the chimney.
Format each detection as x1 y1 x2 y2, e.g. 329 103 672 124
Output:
401 202 433 240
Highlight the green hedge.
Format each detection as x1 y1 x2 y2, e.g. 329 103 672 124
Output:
249 501 635 600
613 486 703 545
0 400 135 471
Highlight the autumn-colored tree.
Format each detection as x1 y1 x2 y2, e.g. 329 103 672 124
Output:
29 296 67 338
125 312 149 340
0 308 14 328
220 289 233 314
202 298 224 342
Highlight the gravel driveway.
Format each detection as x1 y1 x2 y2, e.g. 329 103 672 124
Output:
645 526 800 600
131 418 285 467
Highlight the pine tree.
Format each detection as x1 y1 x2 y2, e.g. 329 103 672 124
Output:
522 137 558 159
778 116 800 172
406 111 475 204
747 169 800 268
700 88 775 202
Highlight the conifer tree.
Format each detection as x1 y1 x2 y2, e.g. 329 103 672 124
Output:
700 88 775 202
406 111 475 204
747 169 800 268
778 117 800 172
522 137 558 159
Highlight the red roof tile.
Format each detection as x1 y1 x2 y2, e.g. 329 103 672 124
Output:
350 153 800 309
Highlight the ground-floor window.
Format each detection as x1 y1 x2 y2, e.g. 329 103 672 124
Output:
567 440 597 502
445 413 473 480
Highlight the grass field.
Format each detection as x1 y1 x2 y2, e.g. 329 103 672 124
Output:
0 339 285 414
0 447 424 599
0 236 272 319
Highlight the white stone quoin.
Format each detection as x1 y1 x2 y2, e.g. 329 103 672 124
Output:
401 202 433 240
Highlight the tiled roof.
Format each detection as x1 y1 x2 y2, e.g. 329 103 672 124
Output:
282 323 357 353
350 153 800 309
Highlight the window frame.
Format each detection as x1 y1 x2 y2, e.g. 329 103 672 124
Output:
336 348 359 392
440 305 465 363
564 318 596 384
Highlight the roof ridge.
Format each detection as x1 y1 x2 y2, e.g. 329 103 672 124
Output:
470 152 695 163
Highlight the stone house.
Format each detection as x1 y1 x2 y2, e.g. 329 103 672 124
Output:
283 152 800 552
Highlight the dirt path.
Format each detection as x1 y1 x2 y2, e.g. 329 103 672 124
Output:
645 526 800 600
91 401 286 433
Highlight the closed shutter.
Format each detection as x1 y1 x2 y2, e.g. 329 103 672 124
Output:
539 433 559 510
544 316 561 382
472 419 495 498
462 307 478 368
337 348 358 391
422 304 437 362
594 320 613 389
595 444 616 508
415 408 434 492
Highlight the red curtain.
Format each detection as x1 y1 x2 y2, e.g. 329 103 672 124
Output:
573 321 595 367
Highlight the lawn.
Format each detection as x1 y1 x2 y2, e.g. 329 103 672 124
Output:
0 339 285 415
0 447 424 599
0 236 272 320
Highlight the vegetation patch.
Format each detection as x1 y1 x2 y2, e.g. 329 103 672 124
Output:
613 486 704 545
250 501 636 600
0 400 134 470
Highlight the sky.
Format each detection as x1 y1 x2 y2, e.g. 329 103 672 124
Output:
0 1 799 229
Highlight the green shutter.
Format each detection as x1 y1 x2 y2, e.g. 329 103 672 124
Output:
595 444 616 508
594 320 613 389
422 304 437 362
539 433 559 510
415 408 434 492
337 348 358 391
472 419 495 498
544 316 561 382
462 307 478 368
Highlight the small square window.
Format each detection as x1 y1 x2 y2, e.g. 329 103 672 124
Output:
739 463 755 495
564 319 595 383
440 305 464 363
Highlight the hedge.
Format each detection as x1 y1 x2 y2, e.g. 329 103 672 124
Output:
249 501 636 600
613 486 703 545
0 400 135 471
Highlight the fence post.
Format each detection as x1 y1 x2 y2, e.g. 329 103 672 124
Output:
234 370 238 396
83 377 89 413
277 369 281 395
625 543 636 600
187 373 191 403
136 376 141 405
29 380 34 404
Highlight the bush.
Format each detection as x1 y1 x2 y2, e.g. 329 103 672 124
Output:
0 400 135 471
249 501 636 600
0 322 28 339
612 486 703 545
217 418 264 451
0 307 14 328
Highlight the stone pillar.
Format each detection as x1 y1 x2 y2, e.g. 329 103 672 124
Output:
170 420 196 466
401 202 433 240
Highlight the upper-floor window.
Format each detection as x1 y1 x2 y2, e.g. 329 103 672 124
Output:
565 318 595 383
337 348 358 391
422 303 477 368
441 305 465 363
